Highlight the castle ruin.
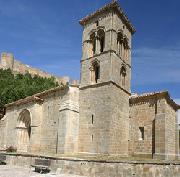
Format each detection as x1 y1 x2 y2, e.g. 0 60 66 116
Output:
0 52 69 84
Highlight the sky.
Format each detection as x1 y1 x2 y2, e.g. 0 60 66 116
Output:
0 0 179 121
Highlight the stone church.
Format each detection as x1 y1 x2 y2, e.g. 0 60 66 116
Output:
0 1 179 160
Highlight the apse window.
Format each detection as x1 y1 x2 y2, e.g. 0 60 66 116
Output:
139 127 144 140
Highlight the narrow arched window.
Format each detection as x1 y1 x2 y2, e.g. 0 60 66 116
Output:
120 66 126 87
117 31 123 57
92 114 94 124
90 60 100 83
90 33 96 55
123 37 129 60
94 64 100 83
139 127 144 140
97 29 105 53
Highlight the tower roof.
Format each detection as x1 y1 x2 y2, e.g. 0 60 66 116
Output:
79 0 136 34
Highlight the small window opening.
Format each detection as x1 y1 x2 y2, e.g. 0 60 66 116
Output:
139 127 144 140
92 115 94 124
95 65 100 83
92 134 94 142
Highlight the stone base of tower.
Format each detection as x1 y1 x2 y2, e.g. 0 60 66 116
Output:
78 82 130 156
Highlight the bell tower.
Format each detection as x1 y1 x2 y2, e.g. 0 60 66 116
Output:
78 1 135 156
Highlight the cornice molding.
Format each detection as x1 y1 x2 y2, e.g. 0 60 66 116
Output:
81 50 131 68
80 80 131 95
79 1 135 34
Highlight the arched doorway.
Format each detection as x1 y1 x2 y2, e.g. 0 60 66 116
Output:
16 109 31 152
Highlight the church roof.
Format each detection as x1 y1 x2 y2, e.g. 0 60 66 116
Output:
5 87 65 108
130 91 180 111
5 85 78 109
79 0 136 34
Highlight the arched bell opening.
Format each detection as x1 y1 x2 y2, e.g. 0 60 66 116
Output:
120 66 127 87
90 60 100 84
97 29 105 53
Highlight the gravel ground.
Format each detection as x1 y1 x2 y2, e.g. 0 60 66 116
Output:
0 165 85 177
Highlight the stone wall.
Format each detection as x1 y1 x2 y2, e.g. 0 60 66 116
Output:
0 52 69 84
79 83 129 156
129 97 158 158
3 154 180 177
165 102 179 160
0 86 79 155
130 95 179 160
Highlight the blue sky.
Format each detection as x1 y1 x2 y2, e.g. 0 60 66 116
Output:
0 0 179 119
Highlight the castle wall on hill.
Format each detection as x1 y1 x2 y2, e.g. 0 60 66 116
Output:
0 52 69 85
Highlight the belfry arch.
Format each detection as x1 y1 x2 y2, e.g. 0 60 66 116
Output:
123 36 129 60
16 109 31 152
90 59 100 83
120 66 126 87
117 31 124 57
88 28 105 57
90 32 96 56
97 29 105 53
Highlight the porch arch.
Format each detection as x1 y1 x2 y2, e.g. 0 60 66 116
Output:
16 109 31 152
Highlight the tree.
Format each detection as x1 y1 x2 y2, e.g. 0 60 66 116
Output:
0 69 63 107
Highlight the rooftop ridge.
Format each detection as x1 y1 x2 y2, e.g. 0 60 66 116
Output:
79 0 135 34
130 91 180 111
130 91 168 98
5 86 68 108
